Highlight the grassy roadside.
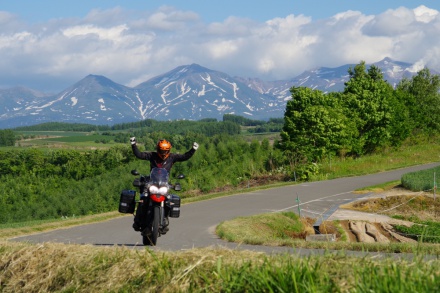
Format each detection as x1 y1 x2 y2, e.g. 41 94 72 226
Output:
1 241 439 293
0 212 126 240
313 141 440 180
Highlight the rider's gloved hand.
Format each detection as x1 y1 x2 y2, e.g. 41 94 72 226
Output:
193 142 199 150
130 137 136 145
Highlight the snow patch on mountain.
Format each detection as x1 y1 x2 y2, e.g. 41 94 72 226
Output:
201 74 226 92
198 85 206 96
98 98 107 111
134 92 147 119
26 92 68 110
221 78 239 100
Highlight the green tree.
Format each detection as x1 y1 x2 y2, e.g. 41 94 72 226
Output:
0 130 16 146
396 68 440 134
389 87 412 146
343 61 396 154
280 87 355 162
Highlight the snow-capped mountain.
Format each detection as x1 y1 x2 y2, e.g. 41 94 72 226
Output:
239 57 421 95
133 64 282 121
0 58 431 129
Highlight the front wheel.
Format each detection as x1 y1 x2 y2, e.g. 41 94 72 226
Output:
143 206 160 246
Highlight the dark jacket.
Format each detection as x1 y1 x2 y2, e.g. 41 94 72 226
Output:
132 144 196 172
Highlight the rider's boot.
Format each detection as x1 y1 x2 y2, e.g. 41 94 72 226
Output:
133 200 146 231
132 221 142 231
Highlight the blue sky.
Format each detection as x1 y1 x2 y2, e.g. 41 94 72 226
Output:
3 0 440 22
1 1 440 92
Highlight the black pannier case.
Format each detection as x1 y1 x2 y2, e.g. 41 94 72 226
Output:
119 190 136 213
169 194 181 218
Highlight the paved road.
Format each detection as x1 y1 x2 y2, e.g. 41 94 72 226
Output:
11 163 439 255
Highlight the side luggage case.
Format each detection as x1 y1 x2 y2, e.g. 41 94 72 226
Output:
169 194 181 218
119 190 136 213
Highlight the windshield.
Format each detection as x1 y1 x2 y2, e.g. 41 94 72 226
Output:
149 168 169 187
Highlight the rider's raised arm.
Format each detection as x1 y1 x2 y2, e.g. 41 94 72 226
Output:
171 142 198 162
131 139 153 160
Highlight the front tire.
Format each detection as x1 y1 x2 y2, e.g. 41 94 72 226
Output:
150 205 160 245
142 206 160 246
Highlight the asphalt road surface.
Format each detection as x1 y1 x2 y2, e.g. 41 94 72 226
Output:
11 163 440 255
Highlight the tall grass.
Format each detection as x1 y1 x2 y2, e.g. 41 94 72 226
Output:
1 241 439 293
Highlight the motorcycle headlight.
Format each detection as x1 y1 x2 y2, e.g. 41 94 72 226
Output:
149 185 168 195
158 186 168 195
149 186 159 194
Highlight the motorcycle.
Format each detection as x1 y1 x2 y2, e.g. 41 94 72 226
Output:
119 167 184 246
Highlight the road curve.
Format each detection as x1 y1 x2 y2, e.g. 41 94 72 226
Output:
11 163 440 255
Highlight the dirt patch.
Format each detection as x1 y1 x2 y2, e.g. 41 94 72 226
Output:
315 220 416 243
338 221 357 242
322 188 439 243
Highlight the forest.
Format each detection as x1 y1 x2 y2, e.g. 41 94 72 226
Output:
1 61 439 224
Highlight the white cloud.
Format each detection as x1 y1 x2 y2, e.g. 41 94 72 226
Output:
145 5 199 31
414 5 439 23
0 5 440 92
207 16 256 36
362 7 418 36
62 24 129 41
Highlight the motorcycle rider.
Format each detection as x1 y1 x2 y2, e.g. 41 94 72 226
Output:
130 137 198 233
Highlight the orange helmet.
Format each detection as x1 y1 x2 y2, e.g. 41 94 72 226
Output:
156 139 172 159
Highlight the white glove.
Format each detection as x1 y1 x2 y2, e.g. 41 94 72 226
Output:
193 142 199 150
130 137 136 145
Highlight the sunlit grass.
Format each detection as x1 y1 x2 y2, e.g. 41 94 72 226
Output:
1 241 439 292
315 142 440 180
355 180 401 193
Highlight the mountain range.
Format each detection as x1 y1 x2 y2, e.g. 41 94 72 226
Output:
0 57 427 129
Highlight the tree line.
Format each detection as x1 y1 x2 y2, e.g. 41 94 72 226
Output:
12 115 277 134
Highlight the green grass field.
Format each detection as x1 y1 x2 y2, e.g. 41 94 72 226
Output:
14 131 119 148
